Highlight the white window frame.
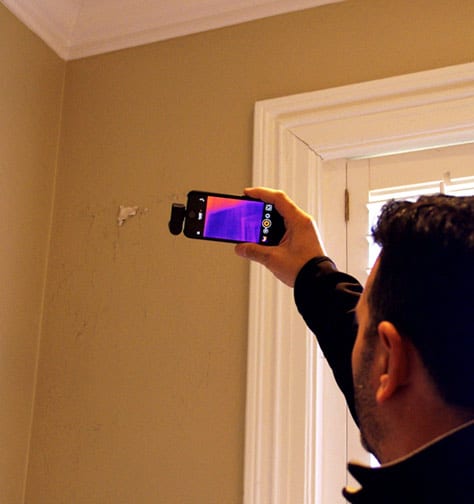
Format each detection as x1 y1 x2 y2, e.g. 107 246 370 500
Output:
244 62 474 504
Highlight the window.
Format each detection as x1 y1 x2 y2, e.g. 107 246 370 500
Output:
347 144 474 285
367 174 474 268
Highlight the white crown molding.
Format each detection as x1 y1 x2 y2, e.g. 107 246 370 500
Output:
1 0 343 60
1 0 77 60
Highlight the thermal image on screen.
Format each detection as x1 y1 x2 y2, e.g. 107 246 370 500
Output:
203 196 263 242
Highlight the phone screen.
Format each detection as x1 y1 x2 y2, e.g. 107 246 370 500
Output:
204 196 265 242
184 191 284 245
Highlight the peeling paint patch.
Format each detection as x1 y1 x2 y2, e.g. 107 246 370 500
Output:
117 206 139 226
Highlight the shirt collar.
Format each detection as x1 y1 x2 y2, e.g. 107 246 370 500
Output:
344 419 474 500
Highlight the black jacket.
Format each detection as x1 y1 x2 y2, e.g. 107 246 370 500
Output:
293 257 474 503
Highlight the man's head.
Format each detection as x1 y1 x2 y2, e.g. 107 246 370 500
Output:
352 194 474 461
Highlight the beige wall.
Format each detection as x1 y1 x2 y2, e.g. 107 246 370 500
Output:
1 0 474 502
0 4 65 503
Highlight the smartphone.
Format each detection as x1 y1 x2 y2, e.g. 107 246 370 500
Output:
183 190 285 246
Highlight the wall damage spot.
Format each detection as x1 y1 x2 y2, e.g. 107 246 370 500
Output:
117 206 139 226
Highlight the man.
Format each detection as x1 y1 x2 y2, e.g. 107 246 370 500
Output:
235 187 474 503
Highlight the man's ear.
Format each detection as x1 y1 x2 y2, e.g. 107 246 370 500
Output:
376 322 410 404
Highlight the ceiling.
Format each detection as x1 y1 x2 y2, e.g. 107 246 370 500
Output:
1 0 342 61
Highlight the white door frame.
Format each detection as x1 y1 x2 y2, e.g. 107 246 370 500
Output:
244 62 474 504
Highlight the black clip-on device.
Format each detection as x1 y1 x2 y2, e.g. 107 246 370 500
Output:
168 203 186 236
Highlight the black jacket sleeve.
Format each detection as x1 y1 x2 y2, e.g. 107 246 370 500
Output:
293 257 362 423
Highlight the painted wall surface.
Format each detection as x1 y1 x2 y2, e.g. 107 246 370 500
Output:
0 0 472 502
0 4 65 503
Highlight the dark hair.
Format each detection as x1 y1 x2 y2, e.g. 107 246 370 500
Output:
369 194 474 409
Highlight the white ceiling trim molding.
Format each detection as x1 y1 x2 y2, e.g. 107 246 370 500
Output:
244 61 474 503
0 0 343 60
0 0 78 60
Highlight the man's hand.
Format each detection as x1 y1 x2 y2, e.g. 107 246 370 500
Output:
234 187 326 287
